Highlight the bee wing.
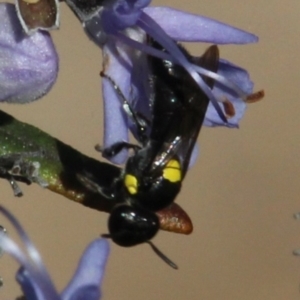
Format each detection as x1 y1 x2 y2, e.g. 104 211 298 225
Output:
148 45 219 179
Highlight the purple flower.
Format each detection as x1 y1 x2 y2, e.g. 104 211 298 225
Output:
0 206 109 300
66 0 259 164
0 3 58 103
203 60 254 127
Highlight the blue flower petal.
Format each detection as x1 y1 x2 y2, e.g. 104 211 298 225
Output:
189 144 199 169
204 59 253 127
102 41 133 164
0 3 58 103
102 0 151 33
143 7 258 44
16 267 46 300
80 1 259 163
0 206 110 300
61 239 110 300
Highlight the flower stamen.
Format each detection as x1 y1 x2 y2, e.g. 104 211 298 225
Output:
220 98 236 119
245 89 265 103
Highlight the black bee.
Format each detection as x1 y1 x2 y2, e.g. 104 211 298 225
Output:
0 37 219 268
91 39 219 268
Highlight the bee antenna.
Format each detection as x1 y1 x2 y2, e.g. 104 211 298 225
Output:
146 241 178 270
101 233 111 239
101 234 178 269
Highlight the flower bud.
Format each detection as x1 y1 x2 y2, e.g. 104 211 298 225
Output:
0 3 58 103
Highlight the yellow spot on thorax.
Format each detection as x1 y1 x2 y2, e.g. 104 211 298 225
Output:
124 174 138 194
163 159 181 182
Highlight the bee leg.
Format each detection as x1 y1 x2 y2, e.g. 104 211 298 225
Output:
100 71 149 143
122 103 149 143
15 160 48 188
95 142 141 159
0 165 23 197
76 172 116 199
0 153 48 197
